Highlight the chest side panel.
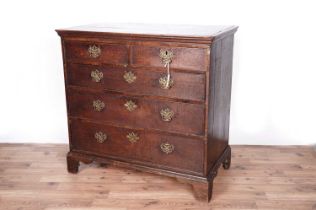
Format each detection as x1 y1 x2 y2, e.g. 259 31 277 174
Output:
206 34 235 174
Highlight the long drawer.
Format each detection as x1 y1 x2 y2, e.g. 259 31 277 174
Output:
67 88 205 136
70 119 204 174
66 63 206 102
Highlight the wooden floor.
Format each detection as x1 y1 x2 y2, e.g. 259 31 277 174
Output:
0 144 315 210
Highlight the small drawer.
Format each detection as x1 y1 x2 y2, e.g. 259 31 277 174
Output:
67 63 206 102
67 88 205 136
64 41 128 65
131 45 209 72
70 119 204 174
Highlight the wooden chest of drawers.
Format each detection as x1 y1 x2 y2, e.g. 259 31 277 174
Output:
56 23 238 202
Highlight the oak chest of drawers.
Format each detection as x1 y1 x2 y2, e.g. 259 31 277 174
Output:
56 23 238 202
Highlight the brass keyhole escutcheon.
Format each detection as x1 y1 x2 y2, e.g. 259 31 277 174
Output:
159 75 174 89
160 108 174 122
93 100 105 112
91 69 103 82
126 132 140 143
95 131 107 143
160 142 175 154
124 100 138 112
123 71 137 84
88 45 101 58
159 49 173 65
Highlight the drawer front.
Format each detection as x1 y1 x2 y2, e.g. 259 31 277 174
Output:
67 63 206 102
131 45 208 71
67 89 205 136
64 41 128 65
70 119 204 173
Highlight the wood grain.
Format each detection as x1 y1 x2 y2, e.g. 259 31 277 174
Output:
67 88 205 136
130 45 208 71
56 23 238 44
69 119 204 174
57 24 237 202
1 144 315 210
64 41 128 65
206 34 234 174
66 63 206 102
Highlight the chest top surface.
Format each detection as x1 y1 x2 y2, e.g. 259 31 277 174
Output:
56 23 237 43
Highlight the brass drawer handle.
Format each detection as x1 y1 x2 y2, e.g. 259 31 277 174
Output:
126 132 139 143
93 100 105 112
159 75 174 89
91 69 103 82
88 45 101 58
159 49 174 89
160 142 174 154
95 131 107 143
124 100 137 112
160 108 174 122
123 71 137 84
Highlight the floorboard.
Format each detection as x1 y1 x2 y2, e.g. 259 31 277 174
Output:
0 144 315 210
